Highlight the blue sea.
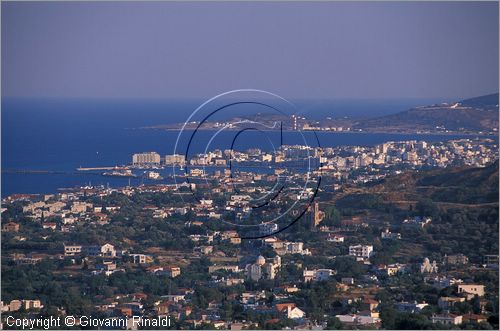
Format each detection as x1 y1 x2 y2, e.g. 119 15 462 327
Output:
1 97 485 196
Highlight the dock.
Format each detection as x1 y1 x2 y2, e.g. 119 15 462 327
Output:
76 166 128 171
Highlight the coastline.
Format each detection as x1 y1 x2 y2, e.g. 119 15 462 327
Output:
137 126 498 137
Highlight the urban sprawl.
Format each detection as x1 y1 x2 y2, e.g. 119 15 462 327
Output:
1 137 498 330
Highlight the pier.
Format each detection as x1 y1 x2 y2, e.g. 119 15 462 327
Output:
76 166 128 171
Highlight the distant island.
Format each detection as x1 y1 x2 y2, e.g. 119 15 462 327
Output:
142 93 499 135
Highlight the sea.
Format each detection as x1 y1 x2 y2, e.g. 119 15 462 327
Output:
1 97 489 196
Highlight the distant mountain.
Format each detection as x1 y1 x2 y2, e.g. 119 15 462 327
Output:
460 93 499 109
354 93 499 133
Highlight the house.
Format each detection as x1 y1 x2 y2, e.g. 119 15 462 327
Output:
64 244 82 256
272 241 311 255
349 245 373 259
93 213 109 224
23 300 43 310
403 216 432 228
245 256 281 281
361 298 379 312
129 254 150 264
443 254 469 265
341 277 355 285
275 302 296 313
359 310 380 318
161 294 185 303
94 261 119 276
327 234 345 243
2 222 20 232
341 296 362 307
5 300 43 312
239 291 266 305
483 255 499 268
212 321 226 329
420 258 438 273
425 275 463 289
42 222 57 230
230 323 244 331
438 297 465 309
286 306 305 319
195 246 213 255
275 303 304 319
62 216 77 225
377 263 406 276
303 268 335 282
61 225 74 233
71 202 92 214
458 284 485 298
115 307 133 317
146 266 164 274
462 313 488 324
335 314 381 326
381 228 401 240
431 313 463 325
395 301 428 313
303 269 321 282
85 243 116 257
229 236 241 245
337 283 350 292
208 265 239 273
223 278 245 286
219 231 240 240
155 301 174 315
130 293 147 301
281 285 299 293
14 255 42 265
259 223 279 236
165 266 181 278
181 306 193 318
8 300 22 312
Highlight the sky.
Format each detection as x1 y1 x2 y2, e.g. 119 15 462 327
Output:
1 1 499 101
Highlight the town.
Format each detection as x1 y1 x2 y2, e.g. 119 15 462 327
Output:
1 137 498 330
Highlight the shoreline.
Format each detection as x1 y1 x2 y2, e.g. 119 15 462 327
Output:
137 126 497 137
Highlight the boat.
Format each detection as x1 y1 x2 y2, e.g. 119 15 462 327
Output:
146 171 163 180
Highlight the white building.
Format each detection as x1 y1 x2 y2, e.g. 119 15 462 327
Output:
64 244 82 256
349 245 373 259
303 268 335 282
286 306 305 319
85 243 116 257
395 301 429 313
458 284 485 298
420 258 438 273
247 260 263 281
327 234 345 243
132 152 161 165
129 254 149 264
259 223 278 236
245 255 281 281
287 242 304 254
381 229 401 240
431 313 463 325
164 154 185 165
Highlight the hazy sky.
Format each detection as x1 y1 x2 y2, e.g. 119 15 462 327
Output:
2 1 498 100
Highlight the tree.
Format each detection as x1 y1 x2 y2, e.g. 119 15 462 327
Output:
325 317 343 330
380 304 397 329
416 198 439 218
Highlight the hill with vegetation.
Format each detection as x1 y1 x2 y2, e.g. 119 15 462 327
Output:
355 93 499 133
366 161 499 205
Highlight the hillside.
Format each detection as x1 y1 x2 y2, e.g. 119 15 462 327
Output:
367 161 499 205
355 93 499 133
460 93 499 108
